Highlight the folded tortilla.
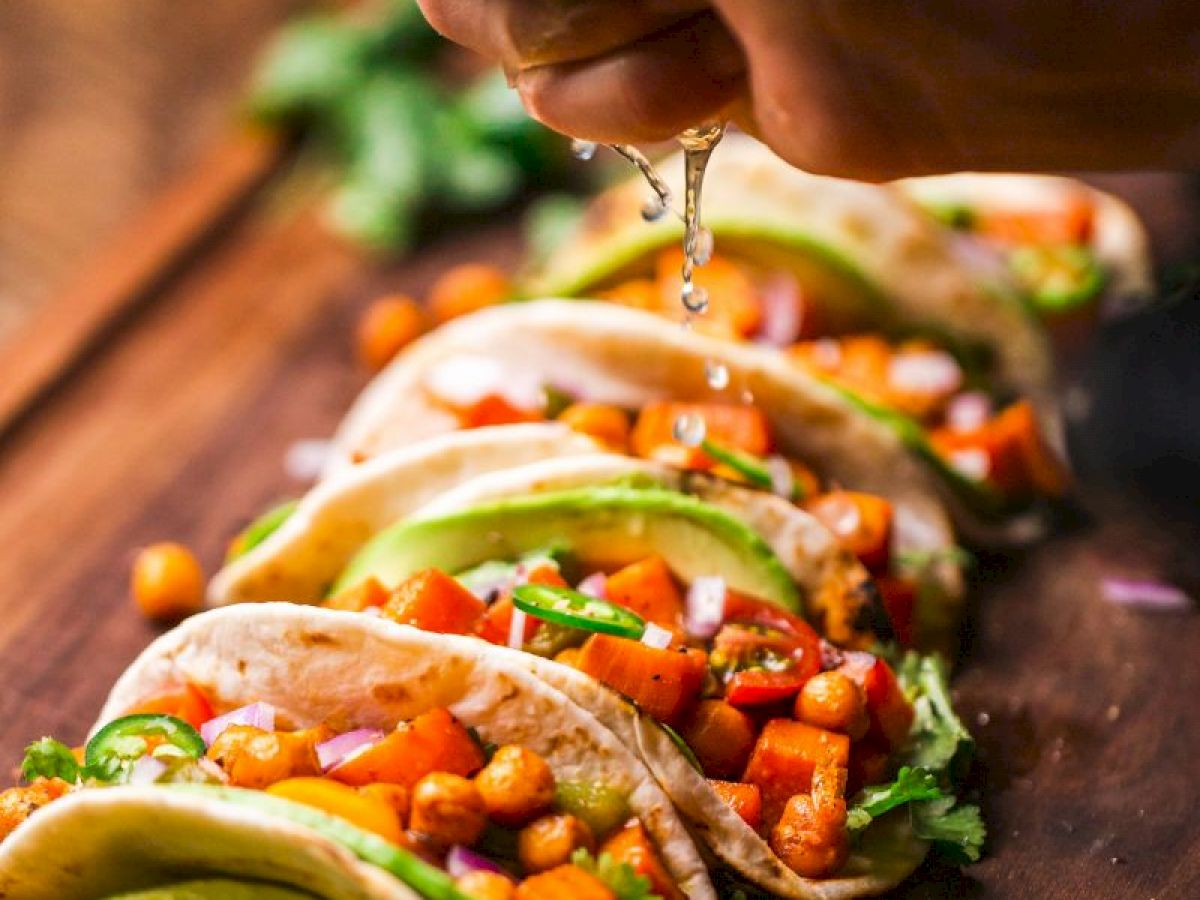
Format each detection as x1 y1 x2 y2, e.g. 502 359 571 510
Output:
0 605 714 900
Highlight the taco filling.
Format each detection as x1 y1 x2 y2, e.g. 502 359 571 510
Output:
6 698 684 899
325 487 981 883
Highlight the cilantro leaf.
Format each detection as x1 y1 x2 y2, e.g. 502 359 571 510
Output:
896 652 974 776
571 849 660 900
847 766 945 834
20 738 79 783
912 797 986 863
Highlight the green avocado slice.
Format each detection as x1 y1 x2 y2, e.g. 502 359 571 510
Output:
107 880 314 899
334 486 802 613
163 785 469 899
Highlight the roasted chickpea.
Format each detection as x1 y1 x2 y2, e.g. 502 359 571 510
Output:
131 542 204 622
456 871 516 900
557 403 631 451
205 725 327 789
474 745 556 827
517 813 594 873
770 766 850 878
356 295 427 371
0 778 70 839
796 672 868 739
359 783 410 827
410 772 488 846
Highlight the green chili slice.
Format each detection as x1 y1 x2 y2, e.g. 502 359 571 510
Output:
702 438 805 500
512 584 645 639
85 714 206 782
1008 244 1105 314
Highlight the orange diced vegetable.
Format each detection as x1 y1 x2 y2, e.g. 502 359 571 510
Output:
805 491 893 575
577 635 707 727
324 577 390 613
329 708 484 788
427 263 511 324
655 249 762 338
994 400 1069 497
478 596 540 646
631 401 773 470
600 820 684 900
598 279 659 311
515 864 616 900
125 684 213 732
679 700 758 779
605 556 685 633
861 658 914 751
356 295 427 371
382 569 486 634
267 777 403 844
847 740 891 795
456 394 545 429
557 403 631 451
743 719 850 827
708 780 762 831
973 194 1094 246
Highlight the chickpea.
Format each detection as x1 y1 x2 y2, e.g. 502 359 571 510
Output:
517 814 594 874
456 871 516 900
795 672 868 739
556 403 631 451
770 766 850 878
474 746 556 827
0 778 70 839
131 543 204 622
410 772 488 846
205 725 327 789
553 648 583 669
427 263 511 324
359 783 410 827
356 296 427 371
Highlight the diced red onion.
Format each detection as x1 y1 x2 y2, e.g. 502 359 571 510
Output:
317 728 384 772
446 845 511 880
756 273 805 347
888 350 962 397
128 754 167 786
424 357 544 411
640 622 674 649
946 448 990 481
808 338 842 370
577 573 608 599
838 650 877 684
200 702 276 746
946 391 993 433
284 438 331 481
765 456 795 499
508 607 528 649
685 576 727 640
1100 578 1193 612
820 494 862 539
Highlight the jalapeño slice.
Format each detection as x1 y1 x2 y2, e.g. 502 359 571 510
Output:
512 584 645 639
700 439 775 492
85 713 207 779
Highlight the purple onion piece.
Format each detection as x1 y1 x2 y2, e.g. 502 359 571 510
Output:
685 576 726 640
200 702 276 747
446 845 511 880
1101 578 1193 612
317 729 385 772
577 572 608 599
128 755 167 786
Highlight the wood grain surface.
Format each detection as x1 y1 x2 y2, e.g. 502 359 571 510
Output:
0 153 1198 898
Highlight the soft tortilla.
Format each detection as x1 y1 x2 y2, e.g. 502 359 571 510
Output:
211 424 600 605
90 605 715 900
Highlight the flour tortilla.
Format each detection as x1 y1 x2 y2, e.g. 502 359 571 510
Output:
893 172 1154 307
88 604 714 900
520 134 1053 409
322 299 970 556
211 424 600 605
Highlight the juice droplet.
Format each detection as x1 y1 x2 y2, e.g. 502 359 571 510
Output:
672 413 707 447
693 228 714 265
570 139 598 161
705 360 730 390
610 144 672 212
641 194 669 222
681 283 709 315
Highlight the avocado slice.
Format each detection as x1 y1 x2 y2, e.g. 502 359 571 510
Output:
334 486 802 613
226 499 299 563
107 880 314 899
164 785 469 899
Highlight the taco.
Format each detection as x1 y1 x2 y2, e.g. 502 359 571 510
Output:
515 136 1070 535
308 475 982 897
893 172 1153 323
0 604 713 900
216 301 964 644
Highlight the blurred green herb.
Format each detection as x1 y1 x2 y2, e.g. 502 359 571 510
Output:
248 0 566 251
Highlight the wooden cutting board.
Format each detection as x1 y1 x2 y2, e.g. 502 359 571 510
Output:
0 136 1196 899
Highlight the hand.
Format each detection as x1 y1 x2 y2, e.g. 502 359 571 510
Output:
417 0 1200 179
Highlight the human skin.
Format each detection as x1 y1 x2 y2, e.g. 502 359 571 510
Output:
416 0 1200 179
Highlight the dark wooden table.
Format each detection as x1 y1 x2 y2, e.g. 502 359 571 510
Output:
0 130 1197 898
